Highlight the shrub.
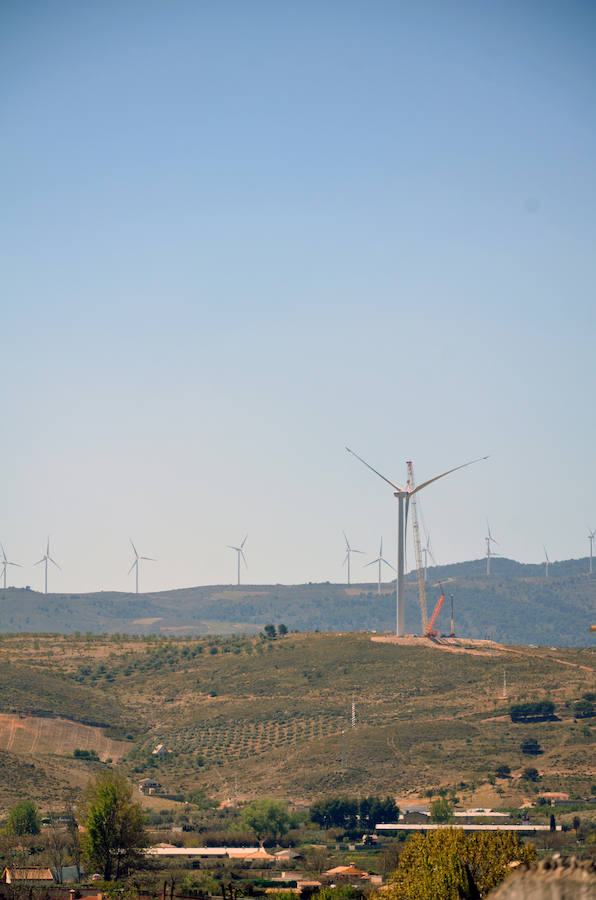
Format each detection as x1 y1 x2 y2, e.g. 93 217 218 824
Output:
522 767 540 782
573 699 595 718
521 738 542 755
495 764 511 778
510 700 555 722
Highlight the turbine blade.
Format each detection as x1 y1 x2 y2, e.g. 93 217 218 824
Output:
241 550 248 568
140 556 156 561
364 559 379 568
343 530 350 549
34 558 45 566
49 557 61 570
128 561 137 575
8 561 21 568
130 538 138 557
227 545 240 551
0 543 6 562
241 534 248 548
381 558 396 571
353 549 365 554
345 447 403 492
411 456 489 495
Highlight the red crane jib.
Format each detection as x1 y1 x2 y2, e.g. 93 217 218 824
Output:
426 592 445 637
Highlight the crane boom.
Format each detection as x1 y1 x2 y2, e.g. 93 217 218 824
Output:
426 592 445 637
406 461 428 633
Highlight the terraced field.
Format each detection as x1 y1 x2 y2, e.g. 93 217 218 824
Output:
0 713 129 760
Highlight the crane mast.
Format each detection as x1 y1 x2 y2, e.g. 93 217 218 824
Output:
406 461 428 633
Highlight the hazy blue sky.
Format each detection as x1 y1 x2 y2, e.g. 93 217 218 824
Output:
1 1 595 594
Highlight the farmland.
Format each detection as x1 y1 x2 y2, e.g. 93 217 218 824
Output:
0 631 594 816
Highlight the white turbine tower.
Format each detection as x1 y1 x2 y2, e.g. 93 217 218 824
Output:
588 529 595 575
0 543 21 590
342 531 364 586
543 545 550 578
35 537 61 594
364 537 395 595
485 520 499 575
228 535 248 586
128 539 155 594
346 447 487 636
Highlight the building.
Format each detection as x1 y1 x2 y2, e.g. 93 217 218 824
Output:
2 868 54 884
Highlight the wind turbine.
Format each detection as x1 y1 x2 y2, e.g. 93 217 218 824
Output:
0 543 21 590
128 539 155 594
485 520 499 575
346 447 487 636
35 537 61 594
543 545 550 578
588 529 595 575
342 531 364 586
228 535 248 586
364 537 395 595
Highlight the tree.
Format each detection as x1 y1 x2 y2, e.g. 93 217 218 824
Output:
386 829 536 900
495 764 511 778
430 797 454 823
522 767 539 782
45 816 69 883
573 699 595 718
239 799 289 846
277 624 288 635
263 624 277 640
82 771 148 880
7 801 41 836
310 797 358 830
521 738 542 755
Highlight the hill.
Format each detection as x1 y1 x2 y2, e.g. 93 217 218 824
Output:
1 556 595 645
0 631 594 816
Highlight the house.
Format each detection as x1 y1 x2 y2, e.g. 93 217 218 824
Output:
139 778 162 794
320 864 370 886
2 868 54 884
152 744 168 756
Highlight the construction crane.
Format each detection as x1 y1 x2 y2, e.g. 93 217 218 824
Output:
406 460 428 634
426 578 456 638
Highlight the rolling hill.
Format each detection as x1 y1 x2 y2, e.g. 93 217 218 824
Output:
1 556 595 645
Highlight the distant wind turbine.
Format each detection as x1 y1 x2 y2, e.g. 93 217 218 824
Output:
346 447 488 636
588 529 595 575
364 537 395 595
0 543 21 590
543 545 550 578
343 531 364 586
228 535 248 585
485 520 499 575
35 537 61 594
128 539 155 594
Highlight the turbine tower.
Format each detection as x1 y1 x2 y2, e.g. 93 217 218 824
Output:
485 520 498 575
364 537 396 595
588 529 595 575
543 545 550 578
346 447 487 637
128 539 155 594
35 537 61 594
228 535 248 585
342 531 364 586
0 543 21 590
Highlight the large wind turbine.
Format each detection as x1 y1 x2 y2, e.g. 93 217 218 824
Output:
228 535 248 585
543 545 550 578
346 447 487 636
35 537 61 594
485 520 499 575
0 543 21 590
128 539 155 594
343 531 364 586
364 537 395 595
588 529 595 575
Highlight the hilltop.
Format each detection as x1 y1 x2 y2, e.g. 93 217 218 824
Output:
1 556 595 645
0 631 594 816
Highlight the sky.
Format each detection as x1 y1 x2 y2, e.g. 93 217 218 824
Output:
1 1 595 594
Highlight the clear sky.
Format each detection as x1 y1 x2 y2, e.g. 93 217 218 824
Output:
1 1 595 594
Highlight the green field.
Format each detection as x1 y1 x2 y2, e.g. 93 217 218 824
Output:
0 631 594 815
